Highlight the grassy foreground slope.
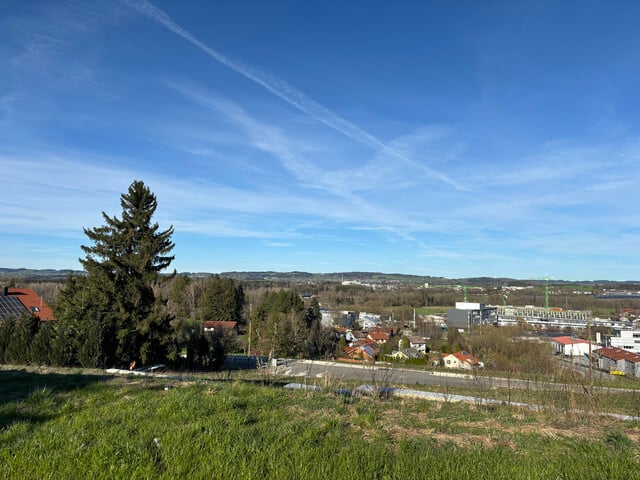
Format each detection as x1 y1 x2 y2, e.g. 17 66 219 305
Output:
1 368 639 479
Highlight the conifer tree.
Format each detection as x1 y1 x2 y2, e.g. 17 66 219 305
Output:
5 314 39 365
0 318 15 363
73 180 175 366
29 324 53 365
198 276 244 323
49 320 76 367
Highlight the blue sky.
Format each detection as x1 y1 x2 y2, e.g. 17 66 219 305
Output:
1 0 639 280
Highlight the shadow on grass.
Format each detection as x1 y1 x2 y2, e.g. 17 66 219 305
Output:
0 369 112 430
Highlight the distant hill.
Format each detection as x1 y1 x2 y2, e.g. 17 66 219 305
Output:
215 271 631 287
0 268 84 282
1 267 636 286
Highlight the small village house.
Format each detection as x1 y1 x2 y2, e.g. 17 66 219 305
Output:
442 351 480 370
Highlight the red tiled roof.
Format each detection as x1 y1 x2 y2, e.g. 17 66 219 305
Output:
368 331 390 341
203 321 237 330
551 336 589 346
446 351 479 365
6 288 55 321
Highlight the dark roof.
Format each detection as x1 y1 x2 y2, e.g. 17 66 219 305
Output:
407 336 427 344
0 295 28 320
401 348 421 358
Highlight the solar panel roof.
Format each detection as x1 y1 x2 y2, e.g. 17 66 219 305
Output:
0 295 28 320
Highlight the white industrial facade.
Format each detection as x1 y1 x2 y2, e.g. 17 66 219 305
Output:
604 330 640 354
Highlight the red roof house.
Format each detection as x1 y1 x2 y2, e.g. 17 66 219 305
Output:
368 331 391 344
203 321 238 334
442 351 480 370
2 287 55 321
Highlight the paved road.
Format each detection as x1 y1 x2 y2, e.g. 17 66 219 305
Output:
281 360 521 389
279 360 634 393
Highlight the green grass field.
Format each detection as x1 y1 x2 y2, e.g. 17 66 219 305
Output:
1 367 640 479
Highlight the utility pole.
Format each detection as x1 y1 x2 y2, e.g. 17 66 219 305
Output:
247 303 252 358
588 315 593 392
545 278 550 312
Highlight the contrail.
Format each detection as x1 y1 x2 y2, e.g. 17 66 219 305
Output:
121 0 464 190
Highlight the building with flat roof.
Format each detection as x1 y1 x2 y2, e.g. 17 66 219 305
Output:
497 305 591 330
446 302 497 331
603 330 640 354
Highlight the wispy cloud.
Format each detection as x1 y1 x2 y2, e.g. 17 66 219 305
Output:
266 242 293 248
7 1 119 74
0 147 425 241
164 82 438 230
121 0 464 190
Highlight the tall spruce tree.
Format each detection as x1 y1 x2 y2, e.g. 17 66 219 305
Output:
77 180 175 366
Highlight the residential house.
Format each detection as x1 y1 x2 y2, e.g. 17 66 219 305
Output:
368 330 391 345
442 351 480 370
407 336 428 353
0 287 55 322
203 321 238 335
389 348 422 361
343 344 378 363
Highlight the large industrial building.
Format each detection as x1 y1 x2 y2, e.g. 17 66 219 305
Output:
445 300 617 332
496 305 591 329
603 330 640 354
446 302 498 331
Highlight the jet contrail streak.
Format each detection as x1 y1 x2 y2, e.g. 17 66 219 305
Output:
122 0 464 190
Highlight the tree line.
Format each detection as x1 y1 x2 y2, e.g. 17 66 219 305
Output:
0 180 338 370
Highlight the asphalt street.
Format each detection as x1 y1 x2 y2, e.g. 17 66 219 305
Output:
279 360 629 394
